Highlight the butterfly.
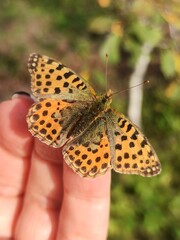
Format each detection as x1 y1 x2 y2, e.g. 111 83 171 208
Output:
26 53 161 178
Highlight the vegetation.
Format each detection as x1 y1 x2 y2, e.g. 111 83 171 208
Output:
0 0 180 239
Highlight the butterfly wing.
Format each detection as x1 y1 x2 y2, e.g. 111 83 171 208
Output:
26 98 89 147
105 109 161 177
28 53 96 101
63 117 112 178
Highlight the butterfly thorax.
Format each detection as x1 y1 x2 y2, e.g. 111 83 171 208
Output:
67 90 112 139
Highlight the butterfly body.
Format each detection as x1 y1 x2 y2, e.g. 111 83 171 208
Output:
27 53 161 178
68 91 112 137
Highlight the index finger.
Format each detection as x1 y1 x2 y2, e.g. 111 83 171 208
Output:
58 162 111 240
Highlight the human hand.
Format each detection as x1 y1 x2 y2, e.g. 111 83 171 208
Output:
0 94 111 240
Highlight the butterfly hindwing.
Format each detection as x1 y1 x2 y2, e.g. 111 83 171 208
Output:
28 53 96 101
63 117 111 178
27 98 91 147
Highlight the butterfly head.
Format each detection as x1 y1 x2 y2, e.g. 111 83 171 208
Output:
100 89 112 110
106 89 113 98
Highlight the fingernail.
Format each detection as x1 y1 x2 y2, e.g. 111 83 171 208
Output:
12 91 31 99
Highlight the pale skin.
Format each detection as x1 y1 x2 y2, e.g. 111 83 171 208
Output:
0 94 111 240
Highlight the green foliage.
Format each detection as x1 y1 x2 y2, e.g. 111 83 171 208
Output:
0 0 180 239
100 33 121 64
160 50 176 77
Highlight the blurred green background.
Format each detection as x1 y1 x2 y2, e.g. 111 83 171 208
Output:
0 0 180 239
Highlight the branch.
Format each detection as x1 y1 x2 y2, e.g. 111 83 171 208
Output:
127 42 154 128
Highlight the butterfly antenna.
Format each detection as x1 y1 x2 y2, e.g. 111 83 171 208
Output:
112 80 150 96
105 53 108 93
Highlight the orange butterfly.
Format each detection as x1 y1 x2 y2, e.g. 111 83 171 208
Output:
27 53 161 178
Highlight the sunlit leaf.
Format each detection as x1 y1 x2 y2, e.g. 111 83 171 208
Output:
89 16 113 34
160 50 176 78
100 33 121 64
173 52 180 75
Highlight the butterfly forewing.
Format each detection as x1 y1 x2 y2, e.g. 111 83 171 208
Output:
28 53 96 101
105 109 161 177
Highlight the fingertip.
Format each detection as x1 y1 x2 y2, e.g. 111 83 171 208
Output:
63 162 111 198
12 91 37 103
58 162 111 240
0 95 34 156
11 91 31 100
34 139 64 164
